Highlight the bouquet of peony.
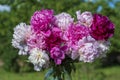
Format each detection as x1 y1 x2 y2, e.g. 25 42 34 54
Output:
12 9 115 80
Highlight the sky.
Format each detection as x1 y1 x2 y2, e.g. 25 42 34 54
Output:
85 0 120 12
0 5 10 12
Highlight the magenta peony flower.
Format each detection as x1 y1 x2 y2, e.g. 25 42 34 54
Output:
45 27 64 50
50 47 65 65
76 11 93 27
63 24 89 59
64 24 89 48
90 14 114 40
30 9 54 33
27 26 64 51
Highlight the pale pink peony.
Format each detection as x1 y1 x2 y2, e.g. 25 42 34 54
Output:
78 36 110 62
12 23 31 55
78 36 99 62
76 10 93 27
27 32 47 50
55 12 74 30
97 41 110 57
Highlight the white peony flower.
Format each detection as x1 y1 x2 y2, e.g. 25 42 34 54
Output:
12 23 31 55
28 48 49 71
55 12 74 30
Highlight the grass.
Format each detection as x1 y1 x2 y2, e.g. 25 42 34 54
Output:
0 66 120 80
98 66 120 80
0 69 45 80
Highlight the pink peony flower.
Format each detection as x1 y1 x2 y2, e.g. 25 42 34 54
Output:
50 47 65 65
55 12 74 30
64 24 89 49
76 10 93 27
30 9 54 33
27 26 64 51
63 24 89 59
27 32 47 50
90 14 114 40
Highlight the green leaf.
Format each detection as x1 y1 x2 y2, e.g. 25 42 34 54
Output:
63 68 72 80
44 68 54 80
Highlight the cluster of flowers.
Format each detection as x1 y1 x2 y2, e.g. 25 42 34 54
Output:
12 9 114 71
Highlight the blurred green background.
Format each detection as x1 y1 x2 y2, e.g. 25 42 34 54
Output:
0 0 120 80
